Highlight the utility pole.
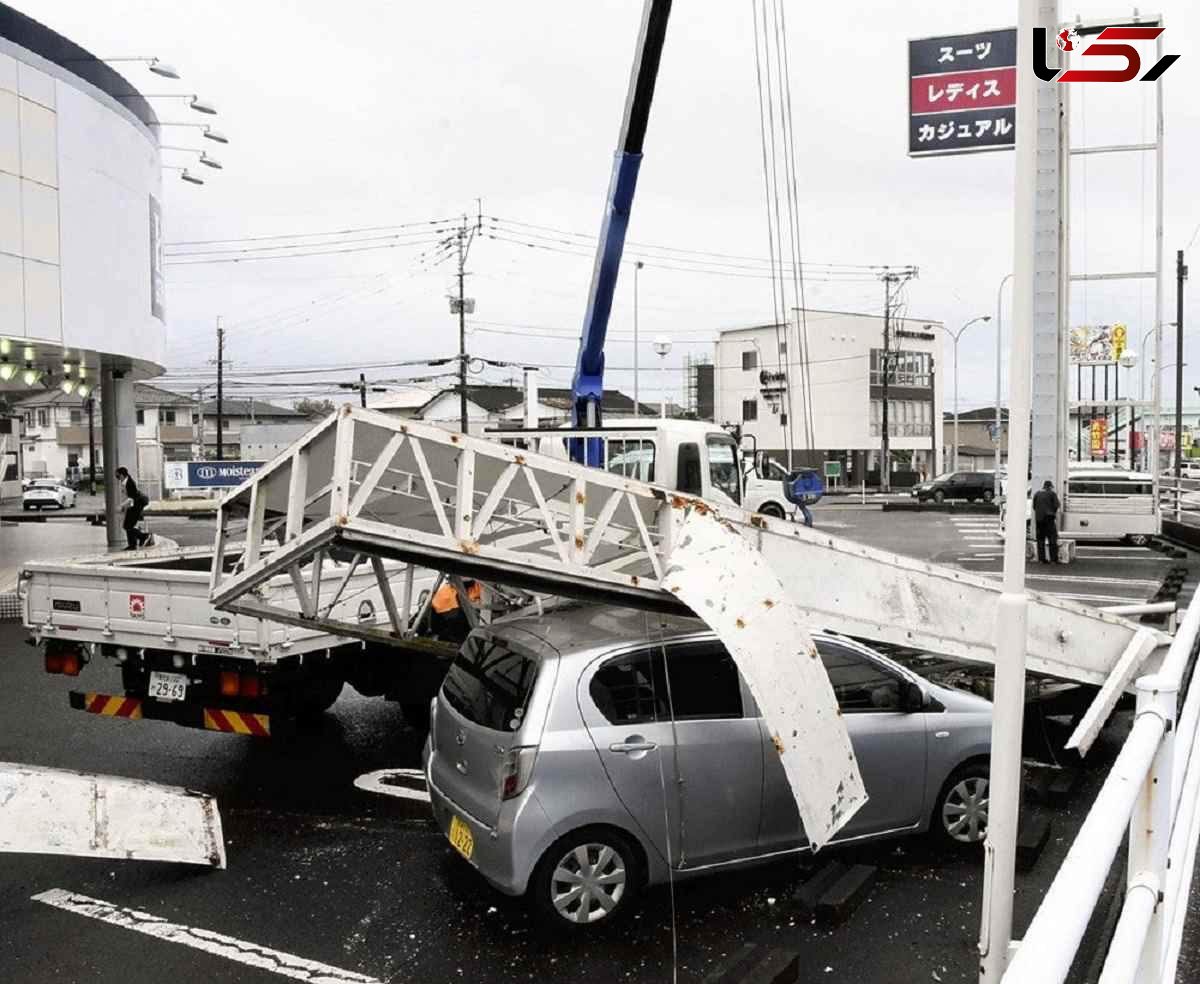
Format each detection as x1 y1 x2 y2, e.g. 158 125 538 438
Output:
1176 249 1188 477
359 371 367 409
878 267 919 492
215 317 225 461
457 225 468 433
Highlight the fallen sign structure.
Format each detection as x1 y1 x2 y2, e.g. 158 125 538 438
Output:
208 408 1163 844
0 762 225 867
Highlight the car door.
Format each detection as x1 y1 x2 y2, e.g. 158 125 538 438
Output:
578 648 681 867
757 639 929 850
663 641 763 868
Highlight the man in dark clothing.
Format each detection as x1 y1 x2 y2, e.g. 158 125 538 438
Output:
1032 479 1060 564
115 466 152 550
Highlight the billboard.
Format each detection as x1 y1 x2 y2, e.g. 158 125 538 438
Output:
1089 419 1108 454
164 460 265 490
909 28 1017 157
1070 324 1128 365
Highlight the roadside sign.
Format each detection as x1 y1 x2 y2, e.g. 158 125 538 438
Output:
164 461 266 490
823 461 842 479
909 28 1017 157
1090 419 1108 454
1070 324 1128 365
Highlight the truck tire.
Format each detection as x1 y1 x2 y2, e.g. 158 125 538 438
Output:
758 502 786 519
402 701 431 731
296 677 344 720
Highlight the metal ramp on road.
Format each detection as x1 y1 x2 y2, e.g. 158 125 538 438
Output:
209 408 1160 687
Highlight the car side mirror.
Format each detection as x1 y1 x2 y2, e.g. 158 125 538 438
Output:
902 681 925 713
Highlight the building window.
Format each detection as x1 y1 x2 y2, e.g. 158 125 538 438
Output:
162 409 176 425
870 349 932 387
742 350 758 371
779 340 787 354
136 409 145 425
69 409 81 425
37 409 49 428
221 419 230 430
742 399 758 422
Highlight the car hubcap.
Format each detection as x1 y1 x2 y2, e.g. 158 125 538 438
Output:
550 842 626 924
943 776 989 843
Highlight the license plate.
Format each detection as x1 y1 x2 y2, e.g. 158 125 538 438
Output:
448 815 474 860
148 671 188 702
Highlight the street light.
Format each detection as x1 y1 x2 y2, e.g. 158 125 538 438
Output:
62 56 181 79
157 123 229 144
118 94 217 115
935 315 992 471
652 336 672 419
164 165 204 185
162 146 224 170
633 260 645 417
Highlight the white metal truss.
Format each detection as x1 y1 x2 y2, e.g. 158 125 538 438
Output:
210 408 1162 687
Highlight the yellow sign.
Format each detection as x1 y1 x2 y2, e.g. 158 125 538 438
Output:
1112 323 1127 360
1090 418 1107 454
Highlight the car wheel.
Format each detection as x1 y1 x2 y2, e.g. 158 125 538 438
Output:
531 827 642 929
1126 534 1151 547
759 502 786 519
932 490 946 504
933 762 990 848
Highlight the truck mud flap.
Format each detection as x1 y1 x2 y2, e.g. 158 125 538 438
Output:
0 761 225 867
69 691 271 737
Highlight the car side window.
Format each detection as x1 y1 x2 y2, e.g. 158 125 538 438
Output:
816 641 903 712
589 651 669 726
664 643 743 721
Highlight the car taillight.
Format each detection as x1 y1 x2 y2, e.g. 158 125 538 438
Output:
219 671 240 697
500 746 538 800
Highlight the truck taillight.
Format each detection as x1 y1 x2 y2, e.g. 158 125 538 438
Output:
239 674 262 698
44 651 63 674
61 651 81 676
219 671 239 697
44 644 84 676
500 746 538 800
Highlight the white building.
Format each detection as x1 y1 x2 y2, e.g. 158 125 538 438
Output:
11 383 197 495
714 309 944 485
398 384 656 435
195 399 303 459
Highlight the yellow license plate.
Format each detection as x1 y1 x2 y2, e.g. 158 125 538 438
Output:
448 815 474 860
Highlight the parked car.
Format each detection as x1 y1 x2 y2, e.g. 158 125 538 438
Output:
424 604 992 929
911 470 997 503
1175 462 1200 481
22 479 77 511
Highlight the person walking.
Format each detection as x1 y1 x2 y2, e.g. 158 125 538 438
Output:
115 466 153 550
1032 479 1060 564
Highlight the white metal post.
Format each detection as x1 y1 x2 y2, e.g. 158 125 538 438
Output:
996 274 1013 498
953 339 960 472
1129 672 1177 981
979 2 1041 979
633 260 643 417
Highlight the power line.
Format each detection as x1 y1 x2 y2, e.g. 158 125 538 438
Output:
165 217 459 248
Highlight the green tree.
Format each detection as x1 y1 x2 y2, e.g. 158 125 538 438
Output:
294 398 336 419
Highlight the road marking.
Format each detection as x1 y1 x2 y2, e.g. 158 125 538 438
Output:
32 889 382 983
353 768 430 803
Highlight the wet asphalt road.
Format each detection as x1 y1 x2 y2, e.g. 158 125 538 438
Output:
0 507 1192 983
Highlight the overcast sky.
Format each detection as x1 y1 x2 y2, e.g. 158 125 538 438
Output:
19 0 1200 414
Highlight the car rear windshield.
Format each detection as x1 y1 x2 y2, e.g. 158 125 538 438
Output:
441 633 540 732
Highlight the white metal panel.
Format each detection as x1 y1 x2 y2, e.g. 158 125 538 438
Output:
0 762 224 867
664 507 866 849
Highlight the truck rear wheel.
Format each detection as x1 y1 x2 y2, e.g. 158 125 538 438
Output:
296 677 344 720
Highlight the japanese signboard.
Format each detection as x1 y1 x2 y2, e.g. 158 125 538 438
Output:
909 28 1017 157
148 194 165 321
1070 324 1129 365
1090 419 1108 454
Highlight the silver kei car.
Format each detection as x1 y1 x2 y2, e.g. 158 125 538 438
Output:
423 604 992 930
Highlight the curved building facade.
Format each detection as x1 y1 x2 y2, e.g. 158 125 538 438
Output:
1 3 165 386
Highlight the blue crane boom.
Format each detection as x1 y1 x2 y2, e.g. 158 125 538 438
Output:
569 0 672 465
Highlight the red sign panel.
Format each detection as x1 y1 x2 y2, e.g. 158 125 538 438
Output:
128 594 146 619
910 66 1016 115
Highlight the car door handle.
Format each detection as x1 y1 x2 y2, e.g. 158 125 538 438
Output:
609 739 657 754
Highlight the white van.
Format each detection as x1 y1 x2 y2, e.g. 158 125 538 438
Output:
1000 465 1159 546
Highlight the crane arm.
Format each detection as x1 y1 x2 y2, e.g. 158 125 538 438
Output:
569 0 672 464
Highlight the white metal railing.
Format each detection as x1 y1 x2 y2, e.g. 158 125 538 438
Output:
1002 585 1200 983
1159 481 1192 523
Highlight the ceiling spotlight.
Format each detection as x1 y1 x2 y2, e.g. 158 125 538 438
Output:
180 169 204 185
77 383 91 398
22 364 41 387
202 126 229 144
0 358 15 382
198 151 223 170
189 96 217 115
61 377 76 394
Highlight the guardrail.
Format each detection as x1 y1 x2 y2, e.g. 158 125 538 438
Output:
1159 481 1190 523
1002 584 1200 982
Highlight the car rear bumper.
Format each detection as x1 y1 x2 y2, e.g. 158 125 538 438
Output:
426 754 530 897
